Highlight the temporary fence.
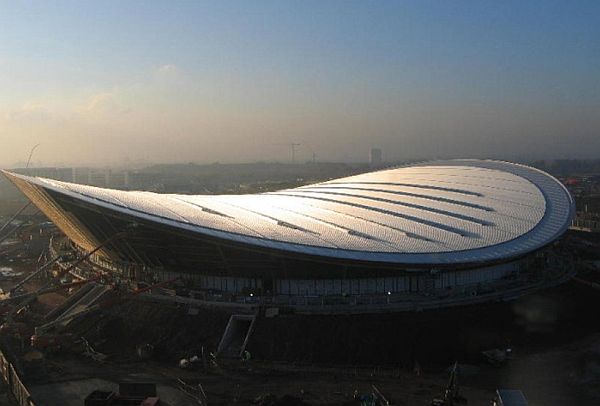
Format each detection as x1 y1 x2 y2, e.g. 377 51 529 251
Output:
0 349 36 406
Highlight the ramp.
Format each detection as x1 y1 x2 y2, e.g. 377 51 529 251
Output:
217 314 256 358
44 282 96 321
50 283 111 327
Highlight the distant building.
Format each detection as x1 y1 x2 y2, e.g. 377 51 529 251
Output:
16 167 130 189
369 148 382 167
14 167 73 182
571 211 600 233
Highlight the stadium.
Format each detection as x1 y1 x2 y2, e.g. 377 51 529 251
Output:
2 159 575 314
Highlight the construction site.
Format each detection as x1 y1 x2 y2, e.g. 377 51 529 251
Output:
0 160 600 406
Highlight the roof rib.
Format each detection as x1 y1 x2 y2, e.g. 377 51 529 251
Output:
297 184 494 211
273 192 479 238
289 188 494 226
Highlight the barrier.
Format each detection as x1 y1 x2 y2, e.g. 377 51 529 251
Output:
0 349 36 406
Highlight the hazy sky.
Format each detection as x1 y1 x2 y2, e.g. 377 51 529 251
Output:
1 1 599 167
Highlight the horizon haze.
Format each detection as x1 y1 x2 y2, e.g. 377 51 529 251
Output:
1 1 599 167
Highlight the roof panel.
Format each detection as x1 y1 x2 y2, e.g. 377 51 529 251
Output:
3 159 574 266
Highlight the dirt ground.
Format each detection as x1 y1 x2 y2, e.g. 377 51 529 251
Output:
15 334 600 406
2 253 600 405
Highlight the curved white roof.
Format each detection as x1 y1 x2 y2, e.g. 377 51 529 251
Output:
4 160 574 266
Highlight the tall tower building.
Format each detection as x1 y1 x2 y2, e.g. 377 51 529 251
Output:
370 148 382 167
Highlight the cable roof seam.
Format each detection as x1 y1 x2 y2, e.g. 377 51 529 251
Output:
288 189 495 226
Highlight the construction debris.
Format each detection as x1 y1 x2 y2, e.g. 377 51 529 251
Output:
81 337 107 362
136 343 154 360
84 382 158 406
482 348 513 367
371 384 391 406
431 362 467 406
251 393 306 406
179 355 202 370
177 378 208 406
